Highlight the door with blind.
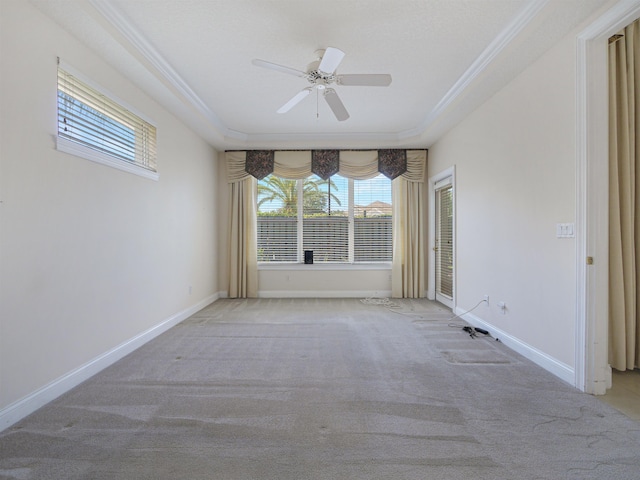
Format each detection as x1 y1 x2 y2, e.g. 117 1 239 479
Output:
434 178 454 308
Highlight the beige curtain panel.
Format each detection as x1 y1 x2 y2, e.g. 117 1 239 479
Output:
608 18 640 371
227 176 258 299
392 177 426 298
225 150 427 298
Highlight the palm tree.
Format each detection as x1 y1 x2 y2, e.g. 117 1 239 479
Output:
257 175 341 215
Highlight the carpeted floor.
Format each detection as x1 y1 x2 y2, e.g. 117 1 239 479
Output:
1 298 639 479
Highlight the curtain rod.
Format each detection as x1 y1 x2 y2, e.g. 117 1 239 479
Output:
609 34 624 44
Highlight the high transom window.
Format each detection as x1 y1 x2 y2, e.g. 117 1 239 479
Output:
57 64 157 179
257 173 392 263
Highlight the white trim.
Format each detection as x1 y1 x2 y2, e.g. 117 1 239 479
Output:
575 0 640 394
244 131 401 146
434 176 452 191
0 294 218 432
258 262 391 271
458 309 575 386
56 137 160 181
258 289 393 299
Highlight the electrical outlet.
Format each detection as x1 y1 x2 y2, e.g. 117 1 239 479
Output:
484 295 489 305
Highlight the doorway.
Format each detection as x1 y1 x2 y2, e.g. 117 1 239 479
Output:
428 167 455 309
603 16 640 413
577 2 640 394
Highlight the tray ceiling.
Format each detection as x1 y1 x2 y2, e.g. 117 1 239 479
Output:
31 0 610 149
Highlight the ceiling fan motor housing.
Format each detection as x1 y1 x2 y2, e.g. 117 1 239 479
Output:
306 69 335 88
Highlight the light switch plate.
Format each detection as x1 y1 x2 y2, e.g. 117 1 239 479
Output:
556 223 575 238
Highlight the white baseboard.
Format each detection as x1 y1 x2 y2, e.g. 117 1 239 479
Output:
0 294 218 432
456 308 575 386
258 290 393 299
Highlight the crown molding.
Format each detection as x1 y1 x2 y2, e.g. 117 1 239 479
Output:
399 0 551 140
87 0 229 136
88 0 552 149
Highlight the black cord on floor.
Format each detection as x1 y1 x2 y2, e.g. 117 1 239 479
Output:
447 299 491 338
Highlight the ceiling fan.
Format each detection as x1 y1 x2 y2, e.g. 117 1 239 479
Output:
252 47 392 121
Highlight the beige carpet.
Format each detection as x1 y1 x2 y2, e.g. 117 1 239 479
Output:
1 298 639 479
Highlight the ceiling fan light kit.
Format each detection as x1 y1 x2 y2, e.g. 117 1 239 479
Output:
252 47 392 121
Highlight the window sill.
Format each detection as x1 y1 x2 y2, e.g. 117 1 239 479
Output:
56 137 159 181
258 262 391 271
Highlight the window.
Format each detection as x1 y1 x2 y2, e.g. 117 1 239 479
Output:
57 64 157 179
353 176 393 261
257 174 392 263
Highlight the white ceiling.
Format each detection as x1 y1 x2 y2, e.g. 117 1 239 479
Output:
31 0 610 150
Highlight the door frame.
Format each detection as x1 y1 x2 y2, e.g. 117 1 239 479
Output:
428 166 456 308
576 0 640 394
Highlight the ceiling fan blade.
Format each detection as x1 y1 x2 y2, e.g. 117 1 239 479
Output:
323 88 349 121
318 47 345 74
252 59 307 78
277 88 312 113
337 74 392 87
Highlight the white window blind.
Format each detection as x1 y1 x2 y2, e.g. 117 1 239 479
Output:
435 183 453 298
257 173 392 263
57 66 157 173
257 176 298 262
354 175 392 262
302 175 348 262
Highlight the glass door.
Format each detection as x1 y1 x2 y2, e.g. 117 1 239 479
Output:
435 180 454 307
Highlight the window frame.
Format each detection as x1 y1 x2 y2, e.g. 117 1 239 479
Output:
257 173 392 266
56 61 159 181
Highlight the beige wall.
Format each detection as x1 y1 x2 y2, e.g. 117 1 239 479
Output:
257 268 392 298
428 20 578 368
0 1 219 414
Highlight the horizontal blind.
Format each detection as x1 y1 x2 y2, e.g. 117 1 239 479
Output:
436 184 453 298
256 174 392 263
354 217 392 261
57 68 156 171
257 217 298 261
302 175 349 262
353 174 392 262
257 175 298 262
303 216 349 262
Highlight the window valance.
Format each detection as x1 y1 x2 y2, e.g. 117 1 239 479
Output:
226 149 426 183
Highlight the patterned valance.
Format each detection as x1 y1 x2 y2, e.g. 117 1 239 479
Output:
378 149 407 180
245 150 274 180
312 150 339 179
226 149 426 183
